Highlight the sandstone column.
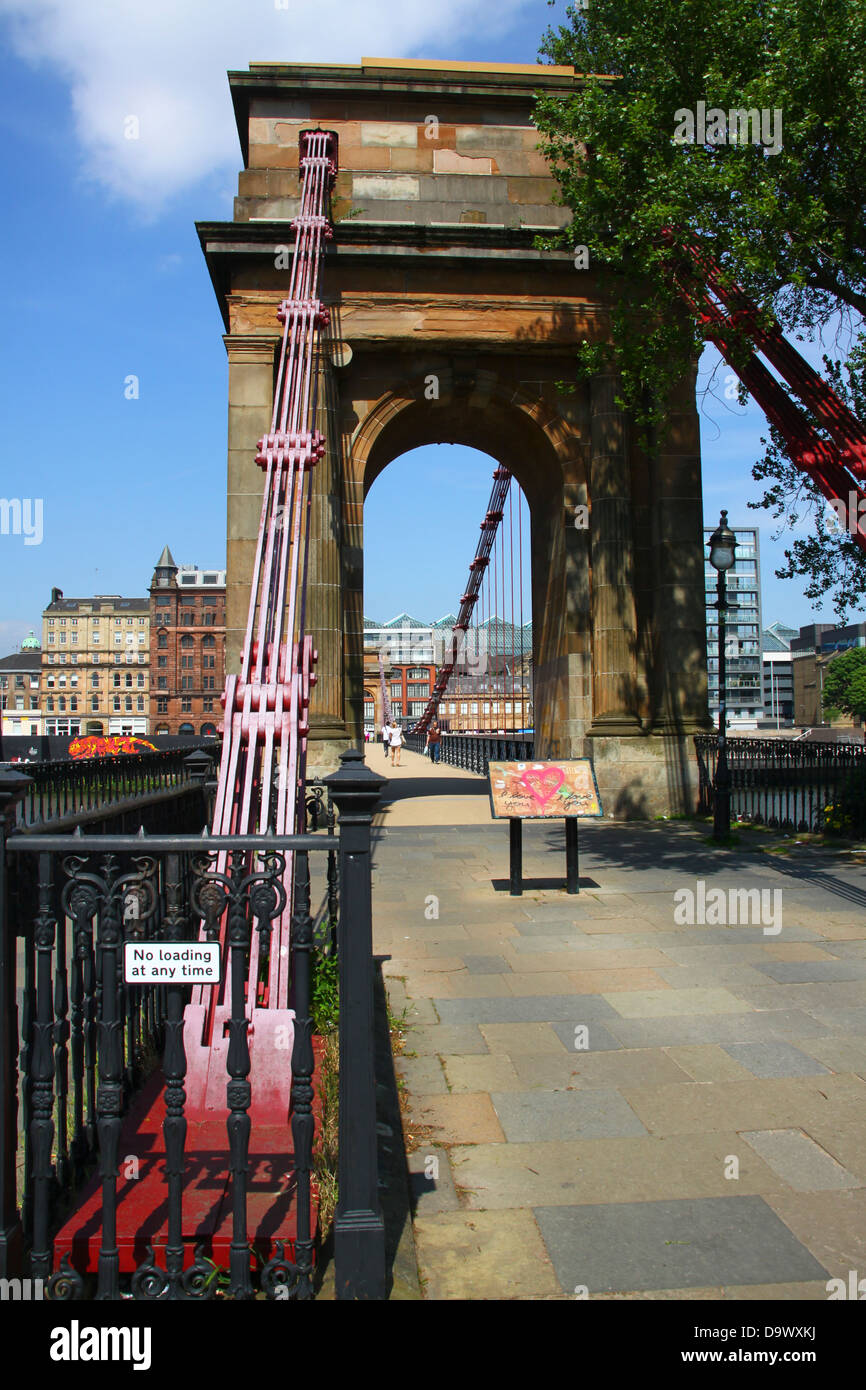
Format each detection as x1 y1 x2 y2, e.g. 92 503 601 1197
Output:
587 374 642 733
224 333 278 675
648 373 713 734
306 355 348 773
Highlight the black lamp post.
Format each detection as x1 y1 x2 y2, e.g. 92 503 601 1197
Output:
708 510 737 841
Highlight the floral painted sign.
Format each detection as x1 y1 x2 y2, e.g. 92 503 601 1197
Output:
68 735 158 760
488 760 602 819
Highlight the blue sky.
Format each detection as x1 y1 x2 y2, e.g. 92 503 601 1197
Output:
0 0 855 653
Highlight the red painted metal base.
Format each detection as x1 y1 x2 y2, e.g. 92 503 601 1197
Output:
53 1043 323 1278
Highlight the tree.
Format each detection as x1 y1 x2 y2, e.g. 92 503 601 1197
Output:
822 647 866 720
534 0 866 602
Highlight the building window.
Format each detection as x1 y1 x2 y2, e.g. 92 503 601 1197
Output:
158 632 168 648
125 674 133 687
157 677 167 690
182 613 193 626
91 697 99 711
203 698 214 713
156 697 169 714
181 697 192 714
180 635 193 648
113 673 121 687
158 656 167 667
181 656 193 669
181 676 193 690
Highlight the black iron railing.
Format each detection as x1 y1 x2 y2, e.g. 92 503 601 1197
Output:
0 750 386 1300
404 731 534 775
695 734 866 835
7 751 196 828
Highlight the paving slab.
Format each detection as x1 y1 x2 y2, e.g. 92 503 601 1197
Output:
763 1189 866 1280
622 1074 866 1138
603 987 754 1018
394 1055 449 1096
794 1036 866 1075
721 1042 831 1078
406 1023 489 1056
408 1092 506 1144
534 1196 828 1293
663 1044 758 1084
604 1009 830 1049
434 994 618 1025
441 1054 523 1094
480 1022 572 1055
407 1146 461 1216
566 1048 694 1090
448 1132 788 1209
551 1018 628 1053
412 1210 561 1299
463 954 511 974
491 1088 648 1142
741 1129 859 1191
756 960 866 983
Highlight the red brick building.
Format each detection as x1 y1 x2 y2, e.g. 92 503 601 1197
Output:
149 547 226 735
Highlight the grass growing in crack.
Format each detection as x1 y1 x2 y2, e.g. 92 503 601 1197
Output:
313 1030 339 1234
310 943 340 1234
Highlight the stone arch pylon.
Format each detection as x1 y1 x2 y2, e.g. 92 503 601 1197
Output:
208 58 712 815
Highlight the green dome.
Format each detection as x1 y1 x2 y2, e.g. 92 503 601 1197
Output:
20 630 40 649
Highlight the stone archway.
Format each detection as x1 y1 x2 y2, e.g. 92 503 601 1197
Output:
205 58 713 814
350 376 590 771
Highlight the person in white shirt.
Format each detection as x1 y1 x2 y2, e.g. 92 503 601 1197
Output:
381 723 389 758
387 721 404 767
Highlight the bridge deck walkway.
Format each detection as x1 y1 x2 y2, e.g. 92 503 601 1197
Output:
368 748 866 1299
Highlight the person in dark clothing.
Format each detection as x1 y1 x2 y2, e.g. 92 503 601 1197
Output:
426 721 442 764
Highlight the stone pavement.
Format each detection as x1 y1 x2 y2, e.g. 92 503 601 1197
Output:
369 746 866 1300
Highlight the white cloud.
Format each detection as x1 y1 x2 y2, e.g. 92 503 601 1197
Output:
0 0 532 215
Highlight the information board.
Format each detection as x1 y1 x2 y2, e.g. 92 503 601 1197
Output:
488 760 603 820
124 942 221 984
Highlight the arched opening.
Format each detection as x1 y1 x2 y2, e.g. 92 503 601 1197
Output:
364 443 534 738
178 722 194 735
351 381 586 759
200 722 217 736
85 720 104 735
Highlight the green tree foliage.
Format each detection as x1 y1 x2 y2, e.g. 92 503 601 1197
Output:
822 646 866 720
534 0 866 602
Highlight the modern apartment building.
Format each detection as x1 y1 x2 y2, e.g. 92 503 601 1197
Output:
704 526 763 730
41 589 150 737
761 622 796 726
149 547 226 735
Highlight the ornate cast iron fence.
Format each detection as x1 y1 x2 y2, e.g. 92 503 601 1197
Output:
695 734 866 835
0 750 385 1300
404 731 534 775
7 750 198 829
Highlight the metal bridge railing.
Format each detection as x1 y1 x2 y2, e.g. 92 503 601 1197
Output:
0 749 384 1301
694 734 866 835
405 730 534 776
4 749 198 829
